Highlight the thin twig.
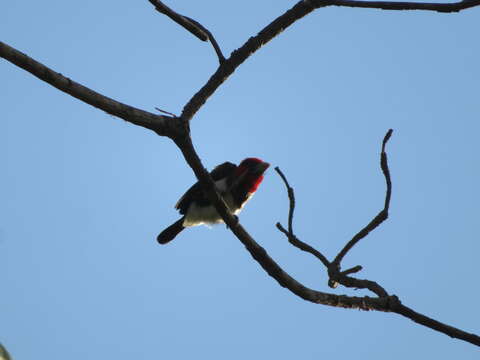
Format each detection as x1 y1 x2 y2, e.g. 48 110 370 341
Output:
148 0 225 63
183 16 226 63
275 167 330 268
275 167 295 234
277 223 331 268
148 0 207 40
155 107 177 117
274 166 387 296
333 129 393 266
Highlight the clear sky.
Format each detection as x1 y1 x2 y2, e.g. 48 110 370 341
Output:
2 1 479 359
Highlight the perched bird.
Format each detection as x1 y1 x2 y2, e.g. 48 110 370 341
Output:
157 157 270 244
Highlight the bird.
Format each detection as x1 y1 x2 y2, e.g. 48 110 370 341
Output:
157 157 270 244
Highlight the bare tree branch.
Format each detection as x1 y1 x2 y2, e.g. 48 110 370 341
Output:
275 167 330 268
333 129 393 266
270 130 480 345
148 0 225 63
3 0 480 349
181 1 316 121
341 265 363 275
393 303 480 345
275 167 296 234
181 0 479 121
0 41 175 135
174 130 480 346
314 0 480 13
333 272 389 296
274 132 392 297
182 16 226 64
173 133 394 310
276 222 331 268
148 0 208 41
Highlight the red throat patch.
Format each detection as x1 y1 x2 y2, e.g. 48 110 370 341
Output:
246 174 264 193
234 158 268 195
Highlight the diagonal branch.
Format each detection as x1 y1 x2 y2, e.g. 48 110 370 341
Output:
174 131 480 347
181 1 316 121
181 0 479 121
277 223 331 268
148 0 207 41
148 0 225 63
392 302 480 345
0 41 175 135
333 129 393 266
275 167 330 268
173 135 390 309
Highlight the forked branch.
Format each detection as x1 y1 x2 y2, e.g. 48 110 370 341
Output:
275 131 392 297
2 0 479 348
181 0 479 121
272 130 480 345
148 0 225 63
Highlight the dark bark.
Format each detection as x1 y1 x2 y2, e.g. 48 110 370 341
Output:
1 0 479 348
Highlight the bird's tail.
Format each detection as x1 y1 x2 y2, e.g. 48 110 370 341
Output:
157 218 185 244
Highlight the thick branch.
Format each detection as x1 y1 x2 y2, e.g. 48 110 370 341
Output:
316 0 480 12
181 0 479 121
172 136 394 310
0 41 175 135
174 133 480 347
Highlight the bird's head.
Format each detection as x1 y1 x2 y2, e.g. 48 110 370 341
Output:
234 157 270 193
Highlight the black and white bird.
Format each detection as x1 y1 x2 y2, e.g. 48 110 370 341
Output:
157 158 270 244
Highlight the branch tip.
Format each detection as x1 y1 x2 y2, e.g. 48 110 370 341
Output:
341 265 363 275
333 130 394 266
382 129 393 151
148 0 225 63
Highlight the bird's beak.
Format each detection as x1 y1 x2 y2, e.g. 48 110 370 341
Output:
255 161 270 174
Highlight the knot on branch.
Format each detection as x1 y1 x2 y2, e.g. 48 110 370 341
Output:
386 295 401 310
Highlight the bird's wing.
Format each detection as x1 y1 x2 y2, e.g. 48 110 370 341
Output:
174 162 237 214
210 161 237 181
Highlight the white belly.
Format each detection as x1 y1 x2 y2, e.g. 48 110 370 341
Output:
182 192 252 227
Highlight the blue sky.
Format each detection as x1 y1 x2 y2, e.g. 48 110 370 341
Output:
2 1 479 359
